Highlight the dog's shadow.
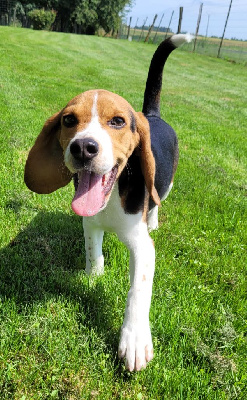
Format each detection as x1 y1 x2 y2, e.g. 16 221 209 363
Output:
0 211 120 352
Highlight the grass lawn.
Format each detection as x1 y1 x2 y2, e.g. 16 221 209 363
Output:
0 26 246 399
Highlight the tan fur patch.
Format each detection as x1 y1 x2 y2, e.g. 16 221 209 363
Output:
59 92 95 151
96 91 139 177
142 190 149 223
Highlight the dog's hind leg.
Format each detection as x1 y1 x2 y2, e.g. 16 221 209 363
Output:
147 205 159 232
83 217 104 276
148 182 174 231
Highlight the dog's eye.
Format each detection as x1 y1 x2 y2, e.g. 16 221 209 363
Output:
63 114 77 127
108 116 126 129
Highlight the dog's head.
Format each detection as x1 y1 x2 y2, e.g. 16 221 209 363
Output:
25 89 160 216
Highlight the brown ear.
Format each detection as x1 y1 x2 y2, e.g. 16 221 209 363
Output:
135 112 161 206
24 111 73 194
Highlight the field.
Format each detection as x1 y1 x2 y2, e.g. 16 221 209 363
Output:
0 26 246 399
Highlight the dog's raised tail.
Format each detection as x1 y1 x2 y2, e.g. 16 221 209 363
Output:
142 34 193 117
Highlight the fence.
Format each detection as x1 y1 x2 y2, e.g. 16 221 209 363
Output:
119 1 247 65
118 24 247 65
0 0 31 28
1 0 246 64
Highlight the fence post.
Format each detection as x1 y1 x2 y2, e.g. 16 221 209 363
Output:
127 16 132 40
153 13 164 43
144 14 158 42
217 0 233 58
138 17 148 41
205 14 210 37
177 7 183 33
165 10 174 39
132 17 139 40
193 3 203 52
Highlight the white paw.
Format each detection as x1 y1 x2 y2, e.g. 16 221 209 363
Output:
118 324 154 371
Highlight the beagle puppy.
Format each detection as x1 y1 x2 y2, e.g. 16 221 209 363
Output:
25 34 193 371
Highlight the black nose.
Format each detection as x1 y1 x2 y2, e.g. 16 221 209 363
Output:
70 138 99 162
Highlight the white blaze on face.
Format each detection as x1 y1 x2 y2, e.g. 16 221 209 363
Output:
65 92 114 175
91 91 98 119
64 92 117 217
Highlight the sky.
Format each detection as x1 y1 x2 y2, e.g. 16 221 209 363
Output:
126 0 247 40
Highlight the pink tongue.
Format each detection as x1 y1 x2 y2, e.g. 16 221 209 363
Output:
71 171 104 216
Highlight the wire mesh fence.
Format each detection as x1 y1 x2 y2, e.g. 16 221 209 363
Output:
0 0 31 27
118 23 247 65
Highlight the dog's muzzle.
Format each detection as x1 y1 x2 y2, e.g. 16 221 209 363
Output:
70 138 99 165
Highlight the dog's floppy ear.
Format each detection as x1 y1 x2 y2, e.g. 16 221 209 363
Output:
135 112 161 206
24 111 73 194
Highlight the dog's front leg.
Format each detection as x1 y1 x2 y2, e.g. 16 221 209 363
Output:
118 224 155 371
83 217 104 275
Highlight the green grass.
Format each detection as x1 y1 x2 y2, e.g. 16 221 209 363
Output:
0 26 246 399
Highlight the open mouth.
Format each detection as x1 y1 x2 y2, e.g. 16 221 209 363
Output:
71 165 118 217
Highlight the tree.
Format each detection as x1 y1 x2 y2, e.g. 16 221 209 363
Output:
17 0 132 34
72 0 99 34
66 0 132 34
28 8 56 30
98 0 131 34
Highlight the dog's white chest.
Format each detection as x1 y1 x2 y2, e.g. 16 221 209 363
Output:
85 184 143 239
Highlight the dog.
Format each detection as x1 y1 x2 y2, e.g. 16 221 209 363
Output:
24 33 193 371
